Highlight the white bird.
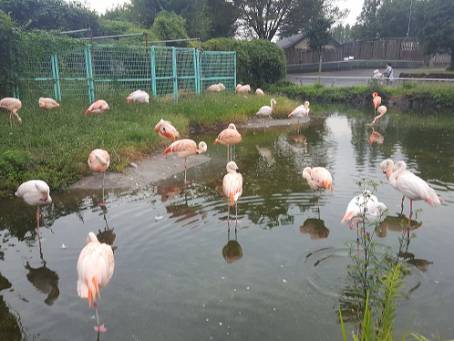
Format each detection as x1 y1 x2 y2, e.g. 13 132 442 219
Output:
256 98 276 119
341 191 387 225
380 159 405 213
38 97 60 110
255 88 265 96
15 180 52 235
0 97 22 126
392 161 441 216
77 232 115 333
223 161 243 221
289 101 310 118
126 90 149 104
207 83 226 92
236 84 251 94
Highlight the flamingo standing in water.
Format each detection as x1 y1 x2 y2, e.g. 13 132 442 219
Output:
371 105 387 125
256 98 276 119
88 149 110 205
126 90 149 104
391 161 440 217
163 139 207 184
380 159 405 213
372 92 382 110
0 97 22 127
15 180 52 236
341 191 387 225
154 118 180 142
214 123 242 161
38 97 60 110
289 101 310 133
77 232 115 333
223 161 243 222
302 166 333 208
84 100 109 116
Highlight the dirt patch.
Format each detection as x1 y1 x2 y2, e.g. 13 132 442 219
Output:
71 154 210 190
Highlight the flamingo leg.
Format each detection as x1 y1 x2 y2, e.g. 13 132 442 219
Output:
400 196 405 215
235 200 238 224
227 204 231 228
184 157 187 185
409 199 413 219
226 145 229 162
102 172 105 205
93 302 107 333
35 206 40 237
9 112 12 128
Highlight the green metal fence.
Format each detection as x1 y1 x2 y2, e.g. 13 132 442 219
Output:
15 45 236 103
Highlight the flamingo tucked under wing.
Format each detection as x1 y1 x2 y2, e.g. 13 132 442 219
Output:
126 90 149 104
38 97 60 110
15 180 52 236
88 149 110 205
207 83 226 92
341 191 387 225
256 98 276 119
236 84 251 94
154 118 180 141
223 161 243 221
214 123 242 161
0 97 22 126
255 88 265 96
84 100 109 116
77 232 115 333
302 166 333 192
163 139 207 184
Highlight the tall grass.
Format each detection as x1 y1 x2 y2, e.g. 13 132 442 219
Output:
0 93 298 196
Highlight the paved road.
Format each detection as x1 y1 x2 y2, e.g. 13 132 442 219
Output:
287 68 439 86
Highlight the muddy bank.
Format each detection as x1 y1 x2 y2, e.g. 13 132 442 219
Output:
71 154 210 190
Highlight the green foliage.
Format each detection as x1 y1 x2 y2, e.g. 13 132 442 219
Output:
203 38 286 87
0 10 18 97
151 11 188 42
98 18 158 41
0 0 100 33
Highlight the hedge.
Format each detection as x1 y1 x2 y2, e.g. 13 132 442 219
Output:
202 38 286 87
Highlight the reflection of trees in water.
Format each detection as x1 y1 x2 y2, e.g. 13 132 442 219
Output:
0 273 22 341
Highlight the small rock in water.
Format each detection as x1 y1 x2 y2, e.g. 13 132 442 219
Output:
61 243 66 249
272 307 277 312
205 318 209 322
129 162 138 169
233 288 237 292
155 215 164 221
221 276 225 280
282 279 288 284
218 322 223 326
245 286 251 291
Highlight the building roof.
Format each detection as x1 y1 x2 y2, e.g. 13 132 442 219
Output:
276 33 341 49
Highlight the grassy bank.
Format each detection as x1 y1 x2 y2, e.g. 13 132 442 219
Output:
0 93 297 197
266 82 454 112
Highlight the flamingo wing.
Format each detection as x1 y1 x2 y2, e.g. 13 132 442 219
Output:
223 173 243 206
163 139 196 156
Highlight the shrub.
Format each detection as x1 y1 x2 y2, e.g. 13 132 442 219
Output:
0 10 18 97
202 38 286 87
151 11 189 43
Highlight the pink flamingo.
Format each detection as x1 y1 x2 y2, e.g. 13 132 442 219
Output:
163 139 207 184
303 167 333 208
392 160 440 217
77 232 115 333
380 159 405 214
84 100 109 116
214 123 242 161
154 118 180 142
255 88 265 96
15 180 52 236
0 97 22 127
368 128 384 145
223 161 243 222
341 191 387 225
38 97 60 110
371 105 387 125
88 149 110 205
236 84 251 94
372 92 382 110
126 90 149 104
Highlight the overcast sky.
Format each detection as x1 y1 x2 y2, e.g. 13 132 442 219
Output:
82 0 363 26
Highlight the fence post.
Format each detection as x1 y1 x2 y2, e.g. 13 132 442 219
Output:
197 49 202 94
193 48 200 95
84 45 95 104
171 47 178 101
150 46 157 97
233 52 237 92
51 53 62 101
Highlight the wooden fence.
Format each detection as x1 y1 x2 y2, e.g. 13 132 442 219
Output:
285 38 426 65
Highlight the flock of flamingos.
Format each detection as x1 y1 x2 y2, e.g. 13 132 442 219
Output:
0 84 441 333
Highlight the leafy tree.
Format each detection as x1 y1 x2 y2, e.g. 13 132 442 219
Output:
206 0 239 38
354 0 382 39
151 10 188 41
0 10 18 97
420 0 454 69
0 0 100 33
331 24 353 43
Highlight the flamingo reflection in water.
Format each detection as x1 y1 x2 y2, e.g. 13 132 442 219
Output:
222 220 243 264
368 127 384 145
96 208 117 253
300 218 329 240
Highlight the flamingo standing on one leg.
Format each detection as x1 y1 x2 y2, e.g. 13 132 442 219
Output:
302 166 333 209
372 92 382 110
214 123 242 162
154 118 180 142
0 97 22 127
88 149 110 206
38 97 60 110
288 101 310 133
393 161 441 218
371 105 387 125
77 232 115 333
380 159 407 214
84 100 109 116
223 161 243 223
15 180 52 237
163 139 207 184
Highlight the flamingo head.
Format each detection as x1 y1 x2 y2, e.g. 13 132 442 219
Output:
377 105 387 115
271 98 277 106
228 123 237 130
304 101 310 108
379 159 394 178
197 141 208 154
226 161 240 173
154 119 165 132
372 92 379 98
341 211 354 224
236 84 242 92
86 232 98 244
302 167 312 180
395 160 407 171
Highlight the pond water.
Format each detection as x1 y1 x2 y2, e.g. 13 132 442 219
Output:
1 110 454 340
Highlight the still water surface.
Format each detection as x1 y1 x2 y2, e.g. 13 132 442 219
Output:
1 111 454 340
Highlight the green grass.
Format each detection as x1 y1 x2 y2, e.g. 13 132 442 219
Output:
0 93 298 197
